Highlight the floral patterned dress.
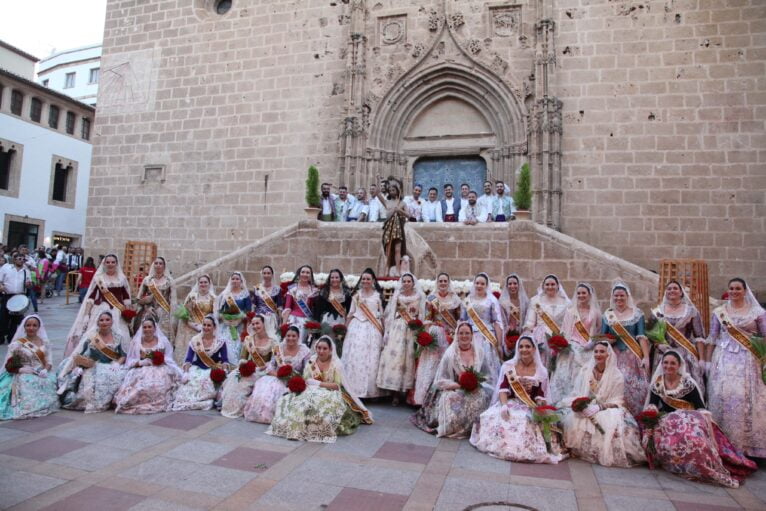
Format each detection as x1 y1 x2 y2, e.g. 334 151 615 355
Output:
114 345 180 414
220 336 276 418
174 293 215 365
135 276 177 343
58 333 127 413
646 377 756 488
0 339 58 420
600 310 649 417
650 303 706 396
461 296 503 378
548 308 601 406
470 367 566 464
243 343 311 423
267 357 368 443
171 337 229 411
525 296 569 367
340 291 385 398
377 293 423 392
707 306 766 457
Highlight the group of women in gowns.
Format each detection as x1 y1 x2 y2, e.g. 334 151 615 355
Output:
1 255 763 489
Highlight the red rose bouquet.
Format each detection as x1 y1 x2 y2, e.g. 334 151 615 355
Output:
279 323 290 338
287 375 307 393
238 360 256 378
505 330 520 352
276 364 294 381
407 319 424 332
547 335 569 355
148 350 165 366
458 367 485 393
571 396 605 434
121 309 137 321
304 321 322 333
414 330 436 359
4 354 22 374
210 367 227 385
332 323 347 340
636 408 664 468
532 404 561 453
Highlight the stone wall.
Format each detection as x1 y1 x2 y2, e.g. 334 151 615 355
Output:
176 221 659 312
555 0 766 298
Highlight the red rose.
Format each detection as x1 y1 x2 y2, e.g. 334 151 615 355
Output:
245 311 256 322
151 350 165 366
210 367 227 384
304 321 322 331
332 324 347 334
458 371 479 392
505 334 520 350
239 360 256 378
279 324 290 338
721 292 729 300
121 309 137 321
571 396 592 412
548 335 569 354
4 358 20 374
276 364 293 378
407 319 423 331
535 405 558 413
287 375 307 393
635 409 662 428
416 331 434 347
492 291 501 299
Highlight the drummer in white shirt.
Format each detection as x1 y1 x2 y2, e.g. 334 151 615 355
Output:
421 187 443 223
0 252 33 343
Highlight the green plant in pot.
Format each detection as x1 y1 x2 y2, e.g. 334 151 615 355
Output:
513 163 532 220
305 165 322 219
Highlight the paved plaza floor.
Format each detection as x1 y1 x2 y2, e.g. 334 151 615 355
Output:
0 297 764 511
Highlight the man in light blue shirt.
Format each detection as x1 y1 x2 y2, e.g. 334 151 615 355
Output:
490 180 515 221
334 186 356 222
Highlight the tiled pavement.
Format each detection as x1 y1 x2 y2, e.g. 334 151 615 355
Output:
0 298 764 510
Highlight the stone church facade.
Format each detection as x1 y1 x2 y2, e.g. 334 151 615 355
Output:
88 0 765 296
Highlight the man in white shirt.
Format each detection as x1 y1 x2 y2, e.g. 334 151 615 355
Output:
348 188 369 222
421 188 443 223
459 183 471 211
403 184 424 222
477 180 495 217
367 183 386 222
334 186 356 222
440 184 460 222
458 191 489 224
0 252 32 343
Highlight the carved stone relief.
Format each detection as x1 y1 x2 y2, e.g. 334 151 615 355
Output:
378 15 407 45
489 5 521 38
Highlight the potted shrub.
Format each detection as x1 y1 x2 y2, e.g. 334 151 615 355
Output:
305 165 321 219
513 163 532 220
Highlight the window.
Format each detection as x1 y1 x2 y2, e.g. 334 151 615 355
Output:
49 105 60 129
0 148 13 190
42 79 49 87
64 72 75 88
89 68 99 84
7 221 39 251
10 90 23 115
81 118 91 140
52 162 71 202
30 98 42 122
65 112 75 134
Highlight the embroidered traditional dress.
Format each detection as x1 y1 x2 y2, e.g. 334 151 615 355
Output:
135 275 177 345
219 334 277 418
174 291 216 366
524 295 570 367
0 316 58 420
341 290 385 398
646 369 756 488
216 287 252 360
498 274 530 359
412 336 495 438
171 334 229 411
252 284 283 337
549 287 602 406
377 276 425 392
114 330 181 414
561 344 645 468
267 339 372 443
707 298 766 457
57 332 127 413
243 342 311 423
410 291 461 405
471 347 566 464
461 294 503 378
283 283 317 345
600 309 649 417
650 302 706 396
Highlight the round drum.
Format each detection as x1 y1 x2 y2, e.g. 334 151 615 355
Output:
7 294 30 316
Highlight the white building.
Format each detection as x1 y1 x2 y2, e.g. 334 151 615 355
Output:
37 44 101 107
0 42 94 250
0 41 37 80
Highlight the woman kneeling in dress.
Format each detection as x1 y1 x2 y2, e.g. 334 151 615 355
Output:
561 341 645 467
0 315 58 420
470 336 566 464
172 315 230 411
244 326 311 423
267 336 372 443
643 351 756 488
114 318 181 414
58 311 127 413
412 322 495 438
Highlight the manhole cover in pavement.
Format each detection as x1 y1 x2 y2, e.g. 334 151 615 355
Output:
464 503 538 511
